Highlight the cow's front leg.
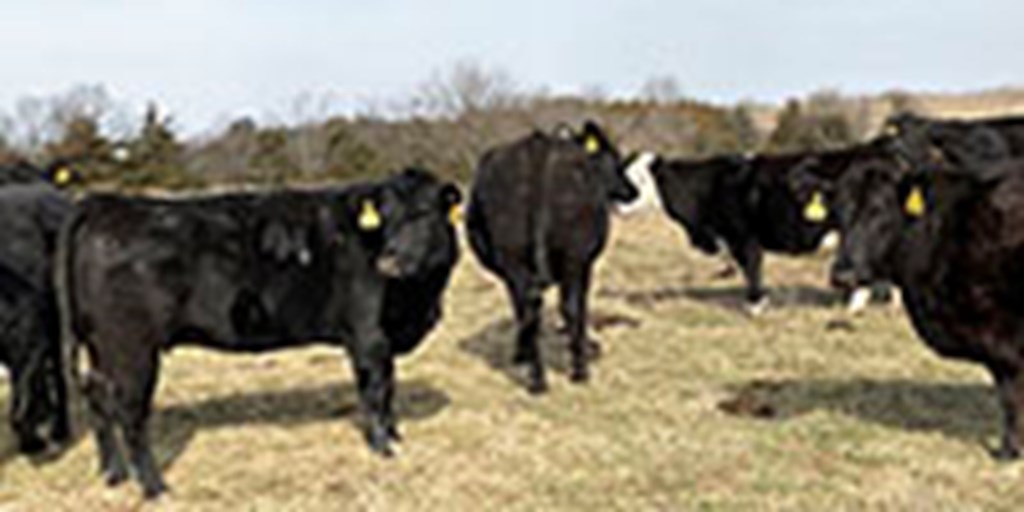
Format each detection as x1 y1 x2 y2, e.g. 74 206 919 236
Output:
350 338 396 457
729 240 767 315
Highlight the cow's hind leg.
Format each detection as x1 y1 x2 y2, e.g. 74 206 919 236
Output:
506 277 546 394
559 266 593 384
992 367 1024 460
113 350 166 498
83 371 129 486
9 360 47 455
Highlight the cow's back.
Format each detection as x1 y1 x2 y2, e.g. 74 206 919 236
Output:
468 134 608 283
67 192 358 347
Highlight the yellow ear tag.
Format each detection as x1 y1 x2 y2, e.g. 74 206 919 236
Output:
53 167 73 186
884 124 900 137
803 191 828 223
904 186 926 217
448 204 463 225
584 135 601 154
358 200 382 231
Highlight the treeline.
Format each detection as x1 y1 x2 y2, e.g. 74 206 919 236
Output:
0 66 921 190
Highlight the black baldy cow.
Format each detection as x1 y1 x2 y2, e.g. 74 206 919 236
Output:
0 183 73 454
60 169 460 498
649 141 893 314
649 152 836 313
831 157 1024 459
466 121 638 394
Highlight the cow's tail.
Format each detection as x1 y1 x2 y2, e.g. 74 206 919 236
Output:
531 155 554 286
55 205 86 408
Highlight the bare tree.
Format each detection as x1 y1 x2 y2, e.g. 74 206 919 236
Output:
640 75 684 104
414 60 521 118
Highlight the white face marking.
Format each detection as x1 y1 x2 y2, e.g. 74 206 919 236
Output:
847 287 872 314
819 231 841 252
616 152 662 214
888 287 903 310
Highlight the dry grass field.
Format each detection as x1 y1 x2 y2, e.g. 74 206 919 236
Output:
1 212 1022 511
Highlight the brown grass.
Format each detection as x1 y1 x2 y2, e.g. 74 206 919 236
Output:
2 213 1021 511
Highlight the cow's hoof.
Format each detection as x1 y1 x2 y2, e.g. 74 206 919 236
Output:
141 480 169 501
372 443 395 458
387 424 403 443
526 379 549 395
993 444 1021 461
103 466 129 487
570 366 590 384
367 428 396 458
585 339 603 361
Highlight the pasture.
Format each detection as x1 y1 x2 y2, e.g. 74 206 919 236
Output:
1 211 1018 511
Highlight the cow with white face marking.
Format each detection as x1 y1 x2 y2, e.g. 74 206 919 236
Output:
467 121 639 394
830 156 1024 460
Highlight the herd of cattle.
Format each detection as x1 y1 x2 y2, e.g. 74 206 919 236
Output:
1 112 1024 498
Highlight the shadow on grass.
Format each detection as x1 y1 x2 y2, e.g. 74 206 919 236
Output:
458 310 638 393
147 378 448 472
0 394 90 469
719 377 998 447
599 284 848 312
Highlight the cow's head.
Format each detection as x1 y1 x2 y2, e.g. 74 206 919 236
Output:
574 120 640 204
355 168 461 279
787 155 837 225
829 158 927 290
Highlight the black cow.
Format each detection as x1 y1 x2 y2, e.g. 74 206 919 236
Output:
466 121 638 394
0 183 72 454
830 157 1024 459
60 168 461 497
0 160 80 188
885 113 1024 168
649 151 831 311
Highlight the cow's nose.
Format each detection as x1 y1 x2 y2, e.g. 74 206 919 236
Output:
376 255 404 278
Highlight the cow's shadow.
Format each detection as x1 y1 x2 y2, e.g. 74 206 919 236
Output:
718 377 998 448
599 284 846 312
458 316 619 393
149 379 448 472
0 395 89 468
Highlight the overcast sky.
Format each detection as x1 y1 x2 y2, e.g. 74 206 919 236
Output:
0 0 1019 135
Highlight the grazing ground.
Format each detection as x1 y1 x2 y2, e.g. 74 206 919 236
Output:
1 212 1021 511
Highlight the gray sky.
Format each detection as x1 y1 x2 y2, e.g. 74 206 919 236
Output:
0 0 1019 135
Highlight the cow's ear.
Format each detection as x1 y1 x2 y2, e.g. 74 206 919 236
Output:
897 176 929 218
439 183 463 224
802 191 829 223
579 120 609 155
346 188 384 232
